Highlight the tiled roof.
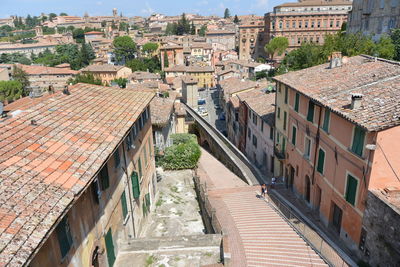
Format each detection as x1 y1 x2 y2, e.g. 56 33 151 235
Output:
164 65 214 73
273 55 400 131
129 71 160 81
219 78 258 96
276 0 352 8
150 96 175 127
0 84 154 265
81 64 126 73
17 64 78 75
181 75 198 84
238 89 276 125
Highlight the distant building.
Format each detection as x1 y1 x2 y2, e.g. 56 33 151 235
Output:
273 54 400 262
164 65 214 89
0 66 10 81
206 30 236 51
160 45 184 70
81 64 132 85
0 42 58 56
181 75 198 110
84 31 105 43
0 84 155 266
347 0 400 40
129 71 161 84
238 20 266 61
264 0 352 61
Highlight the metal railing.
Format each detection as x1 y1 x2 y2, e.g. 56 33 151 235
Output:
267 192 356 267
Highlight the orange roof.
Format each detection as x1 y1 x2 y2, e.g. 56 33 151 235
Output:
17 64 78 75
84 31 104 35
0 84 154 265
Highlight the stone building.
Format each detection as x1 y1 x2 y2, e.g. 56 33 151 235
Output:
0 42 58 56
81 64 132 85
272 54 400 257
238 20 266 61
347 0 400 40
164 65 214 89
181 75 198 110
264 0 352 61
206 30 236 51
160 45 184 71
0 84 156 267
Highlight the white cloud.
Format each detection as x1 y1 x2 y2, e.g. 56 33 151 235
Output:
141 2 154 14
196 0 208 6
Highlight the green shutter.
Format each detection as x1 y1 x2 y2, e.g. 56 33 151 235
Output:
100 165 109 190
56 217 72 258
307 101 315 122
345 175 358 205
142 202 147 216
282 137 286 153
105 228 116 267
294 93 299 112
131 171 140 198
351 127 365 156
292 126 297 145
317 148 325 174
269 127 274 140
138 158 143 178
284 86 288 104
283 112 287 130
121 191 128 219
145 193 151 207
322 109 330 132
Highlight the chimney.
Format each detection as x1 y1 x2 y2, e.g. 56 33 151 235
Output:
330 52 342 69
351 93 363 109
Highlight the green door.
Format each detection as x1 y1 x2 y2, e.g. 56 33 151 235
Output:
105 228 116 267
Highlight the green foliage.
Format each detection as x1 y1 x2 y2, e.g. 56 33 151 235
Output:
233 15 239 24
224 8 231 19
391 28 400 61
113 36 137 62
112 78 128 88
68 73 102 86
0 80 24 101
165 23 177 35
12 66 30 93
59 12 68 16
160 134 201 170
165 13 191 36
374 35 395 59
198 25 207 37
49 13 57 22
163 51 169 68
72 28 85 43
265 37 289 60
190 22 196 35
33 44 95 70
119 22 129 31
126 56 161 73
283 43 326 71
142 42 159 56
255 70 269 80
0 53 31 65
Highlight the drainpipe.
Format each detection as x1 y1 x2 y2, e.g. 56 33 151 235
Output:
311 105 322 185
121 141 137 238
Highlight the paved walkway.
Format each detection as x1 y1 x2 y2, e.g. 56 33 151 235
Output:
198 148 328 267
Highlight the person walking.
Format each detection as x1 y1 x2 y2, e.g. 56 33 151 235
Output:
271 177 276 189
261 183 267 198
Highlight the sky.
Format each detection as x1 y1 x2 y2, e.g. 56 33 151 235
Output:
2 0 293 18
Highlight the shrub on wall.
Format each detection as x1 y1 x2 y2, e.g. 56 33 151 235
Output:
160 134 201 170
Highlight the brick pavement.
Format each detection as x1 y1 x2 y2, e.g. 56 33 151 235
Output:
198 148 327 267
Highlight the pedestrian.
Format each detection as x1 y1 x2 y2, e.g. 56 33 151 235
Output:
271 177 276 189
261 183 267 198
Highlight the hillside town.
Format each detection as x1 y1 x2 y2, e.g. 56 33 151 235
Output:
0 0 400 266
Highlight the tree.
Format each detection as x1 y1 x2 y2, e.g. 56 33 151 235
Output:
59 12 68 16
165 23 177 35
265 36 289 61
112 78 128 88
233 15 239 24
80 43 95 66
12 66 30 96
68 73 102 86
142 42 158 56
224 8 231 19
374 35 395 59
126 58 146 72
113 36 137 62
190 22 196 35
175 13 191 36
198 25 207 37
163 51 169 68
49 13 57 22
390 28 400 61
282 43 325 71
119 22 129 31
72 28 85 43
0 80 23 102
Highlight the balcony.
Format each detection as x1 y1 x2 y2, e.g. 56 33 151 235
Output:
274 147 286 160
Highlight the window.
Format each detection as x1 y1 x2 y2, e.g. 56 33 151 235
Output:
121 191 128 219
292 126 297 146
282 137 286 152
322 109 330 132
144 146 148 167
292 21 296 28
283 111 287 131
131 171 140 198
286 21 289 28
336 20 340 27
126 134 133 150
261 121 264 132
345 174 358 206
351 126 365 157
114 149 120 168
317 21 321 28
317 148 325 174
138 158 143 179
252 135 257 147
284 86 288 104
305 21 308 28
305 137 311 159
248 127 251 139
56 217 73 258
330 20 333 27
277 132 280 143
299 21 302 28
248 110 251 119
269 127 274 140
294 93 300 112
99 165 109 190
307 101 315 122
253 113 257 125
311 21 315 28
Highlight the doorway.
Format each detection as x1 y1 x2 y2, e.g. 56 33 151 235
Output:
305 175 311 203
332 203 343 235
315 185 322 213
288 166 295 191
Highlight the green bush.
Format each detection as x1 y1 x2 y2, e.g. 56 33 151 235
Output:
160 134 201 170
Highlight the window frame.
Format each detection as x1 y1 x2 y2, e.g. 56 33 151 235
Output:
322 109 330 133
304 136 312 160
307 101 315 123
316 147 326 175
344 172 359 206
291 125 297 146
294 92 300 112
351 126 366 157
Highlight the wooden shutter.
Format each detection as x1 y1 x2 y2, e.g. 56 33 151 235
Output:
131 171 140 199
56 217 73 258
283 112 287 130
99 165 109 190
292 126 296 145
317 148 325 174
294 93 299 112
307 101 314 122
284 86 288 104
346 175 358 205
105 228 116 267
138 158 143 178
352 127 365 156
121 191 128 219
323 110 330 132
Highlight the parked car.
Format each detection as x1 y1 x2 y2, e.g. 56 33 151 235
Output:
198 99 206 105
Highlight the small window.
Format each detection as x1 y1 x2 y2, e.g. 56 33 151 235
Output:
307 101 315 122
345 174 358 206
351 126 365 157
253 113 257 125
248 127 252 139
317 148 325 174
114 149 121 168
291 126 297 146
283 111 287 131
294 92 300 112
131 171 140 198
269 127 274 140
99 165 109 190
322 109 330 132
121 191 128 219
277 107 281 119
305 137 311 159
252 135 257 147
261 121 264 132
56 217 73 259
284 86 288 104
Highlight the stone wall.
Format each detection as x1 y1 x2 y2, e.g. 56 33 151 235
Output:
359 190 400 267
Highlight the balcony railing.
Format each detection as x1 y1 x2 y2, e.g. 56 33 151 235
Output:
274 146 286 160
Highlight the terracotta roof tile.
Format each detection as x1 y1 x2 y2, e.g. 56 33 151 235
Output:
0 83 154 265
150 96 175 127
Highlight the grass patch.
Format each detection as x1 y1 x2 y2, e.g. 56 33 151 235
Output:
145 255 156 266
170 185 179 193
204 252 213 257
156 198 164 207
